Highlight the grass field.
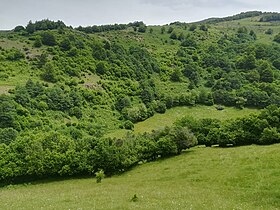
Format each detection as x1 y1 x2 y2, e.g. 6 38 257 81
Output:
107 105 259 138
1 144 279 209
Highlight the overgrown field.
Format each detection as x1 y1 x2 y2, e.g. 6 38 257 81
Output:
1 144 279 209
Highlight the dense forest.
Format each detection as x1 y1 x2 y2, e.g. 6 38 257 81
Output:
1 11 280 183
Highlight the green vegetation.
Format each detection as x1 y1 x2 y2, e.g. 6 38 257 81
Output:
107 106 259 138
1 144 279 209
1 12 280 184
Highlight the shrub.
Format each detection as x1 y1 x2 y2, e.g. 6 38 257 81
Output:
69 107 83 119
157 137 177 157
169 126 198 153
273 33 280 43
40 31 57 46
14 25 25 32
33 37 42 48
265 28 273 35
123 120 134 130
0 128 17 145
155 101 166 114
6 49 25 61
259 127 280 145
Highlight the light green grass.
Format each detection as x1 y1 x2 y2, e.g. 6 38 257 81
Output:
1 144 279 209
107 105 259 138
0 73 35 94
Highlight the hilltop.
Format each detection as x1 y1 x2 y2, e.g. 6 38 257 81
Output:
1 11 280 182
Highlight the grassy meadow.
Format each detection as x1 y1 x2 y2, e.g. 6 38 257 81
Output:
1 144 279 209
107 105 259 138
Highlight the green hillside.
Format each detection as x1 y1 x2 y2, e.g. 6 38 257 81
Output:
1 144 279 209
1 11 280 183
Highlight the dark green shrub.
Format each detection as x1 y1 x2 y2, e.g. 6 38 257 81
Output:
259 127 280 145
40 31 57 46
273 33 280 43
157 137 177 157
0 128 17 145
123 120 134 130
33 37 42 48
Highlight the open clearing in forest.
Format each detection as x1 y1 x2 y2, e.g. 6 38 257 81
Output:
107 105 260 138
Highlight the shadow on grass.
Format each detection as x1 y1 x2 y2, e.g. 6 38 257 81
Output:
0 174 94 188
117 149 195 177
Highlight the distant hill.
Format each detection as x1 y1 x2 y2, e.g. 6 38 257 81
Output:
196 11 280 24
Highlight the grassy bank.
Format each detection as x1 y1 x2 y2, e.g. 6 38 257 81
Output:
1 144 279 209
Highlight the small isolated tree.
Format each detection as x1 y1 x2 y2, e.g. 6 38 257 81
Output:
95 169 105 183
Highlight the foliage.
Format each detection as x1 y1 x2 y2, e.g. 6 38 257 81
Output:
273 33 280 43
13 25 25 32
25 19 66 33
95 169 105 183
40 31 57 46
260 13 280 22
76 21 146 33
1 13 280 183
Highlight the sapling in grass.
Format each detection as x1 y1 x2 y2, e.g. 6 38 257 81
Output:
95 170 105 183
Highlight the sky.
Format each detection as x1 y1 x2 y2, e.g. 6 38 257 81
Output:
0 0 280 30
